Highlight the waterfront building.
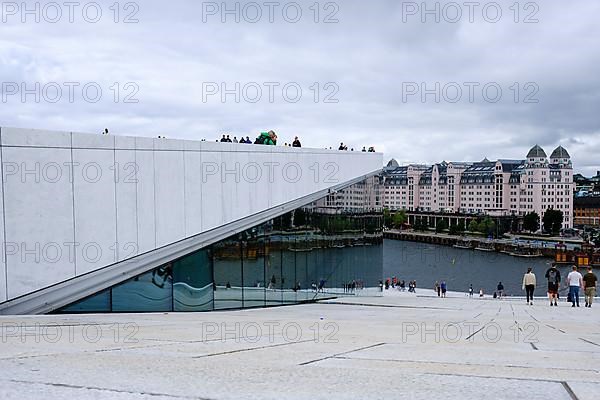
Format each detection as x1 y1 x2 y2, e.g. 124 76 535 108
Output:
574 197 600 228
312 175 383 214
574 171 600 197
383 145 575 228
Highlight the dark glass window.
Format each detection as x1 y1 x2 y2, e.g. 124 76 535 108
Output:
173 250 213 312
55 178 384 314
58 289 111 314
241 224 267 308
112 266 173 312
212 236 243 310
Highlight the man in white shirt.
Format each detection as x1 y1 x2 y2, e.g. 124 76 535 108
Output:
567 266 584 308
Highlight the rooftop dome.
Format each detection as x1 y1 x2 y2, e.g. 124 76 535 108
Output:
550 146 570 159
386 158 400 168
526 145 547 159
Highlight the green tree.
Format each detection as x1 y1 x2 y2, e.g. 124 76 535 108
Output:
468 220 479 233
543 209 564 235
383 208 392 228
478 217 496 237
393 210 407 229
436 219 449 233
413 217 427 231
449 224 458 235
523 212 540 233
294 208 307 227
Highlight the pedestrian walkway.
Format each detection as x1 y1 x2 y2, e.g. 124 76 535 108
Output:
0 292 598 399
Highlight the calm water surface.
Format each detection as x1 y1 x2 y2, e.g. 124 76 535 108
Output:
383 240 566 296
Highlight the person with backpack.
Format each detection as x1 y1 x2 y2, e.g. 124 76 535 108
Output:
255 131 277 145
545 265 561 306
522 268 537 305
583 267 597 307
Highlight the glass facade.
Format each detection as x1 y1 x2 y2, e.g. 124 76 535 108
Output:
57 179 383 314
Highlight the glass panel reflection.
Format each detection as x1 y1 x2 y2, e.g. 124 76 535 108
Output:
56 176 384 314
58 289 111 313
173 250 213 312
112 266 173 312
213 235 243 310
241 226 266 308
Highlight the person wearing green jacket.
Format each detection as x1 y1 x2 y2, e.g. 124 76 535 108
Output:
256 130 277 145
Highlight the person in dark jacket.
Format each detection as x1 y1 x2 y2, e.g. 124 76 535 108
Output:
545 265 561 306
292 136 301 147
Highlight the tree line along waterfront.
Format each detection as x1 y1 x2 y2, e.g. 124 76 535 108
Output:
383 209 600 268
383 209 569 237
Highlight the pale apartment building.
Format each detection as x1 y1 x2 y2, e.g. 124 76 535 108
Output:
383 145 575 228
312 175 383 214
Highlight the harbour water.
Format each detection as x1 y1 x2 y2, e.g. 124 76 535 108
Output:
383 240 562 296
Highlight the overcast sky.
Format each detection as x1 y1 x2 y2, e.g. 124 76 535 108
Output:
1 0 599 175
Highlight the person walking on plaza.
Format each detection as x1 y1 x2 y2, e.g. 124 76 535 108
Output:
440 281 447 298
545 264 561 306
469 284 474 298
567 266 584 308
522 268 537 305
434 281 440 297
497 282 504 299
583 267 597 307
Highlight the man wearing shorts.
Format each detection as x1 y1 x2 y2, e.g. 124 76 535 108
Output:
583 267 597 308
545 265 561 307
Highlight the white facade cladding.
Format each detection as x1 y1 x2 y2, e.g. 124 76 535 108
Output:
0 127 382 308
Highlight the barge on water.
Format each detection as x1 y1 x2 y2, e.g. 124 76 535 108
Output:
552 242 600 268
475 241 495 252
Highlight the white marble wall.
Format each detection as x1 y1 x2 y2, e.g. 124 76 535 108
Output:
0 127 382 302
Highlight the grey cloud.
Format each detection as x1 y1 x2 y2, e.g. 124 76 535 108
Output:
0 0 599 175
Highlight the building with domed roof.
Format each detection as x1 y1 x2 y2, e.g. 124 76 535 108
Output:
383 145 575 228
